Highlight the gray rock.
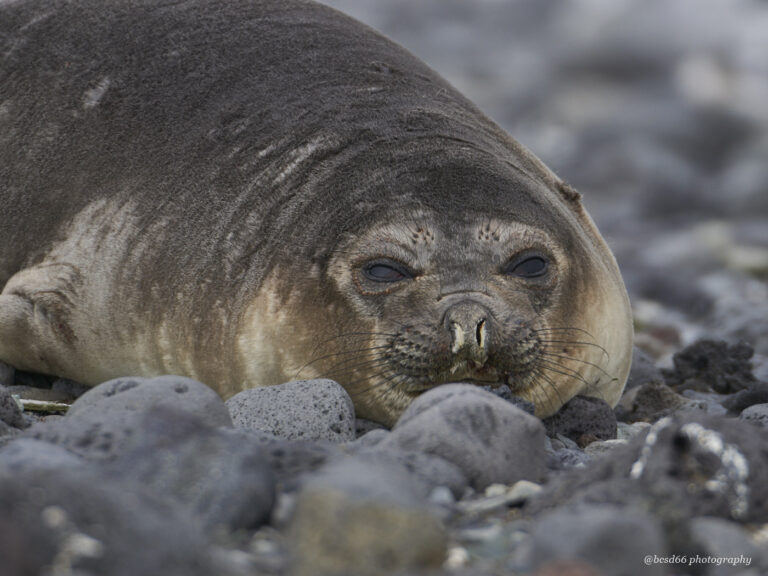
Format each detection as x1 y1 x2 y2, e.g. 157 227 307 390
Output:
385 384 545 490
226 379 355 442
288 454 447 576
353 428 390 447
355 418 386 437
626 346 664 389
529 413 768 523
108 407 275 532
23 408 148 460
238 429 344 489
0 385 26 429
583 438 628 456
0 467 224 576
616 421 651 441
680 390 729 416
356 447 469 499
67 375 232 427
546 448 592 471
739 403 768 428
688 516 768 576
530 504 666 576
0 438 84 476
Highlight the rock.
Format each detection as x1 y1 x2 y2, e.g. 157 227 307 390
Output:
477 383 536 414
583 439 628 456
616 421 651 441
626 346 664 389
546 448 592 471
107 407 275 532
385 384 545 490
355 446 469 499
51 378 91 399
528 413 768 523
238 430 343 489
23 408 149 460
687 516 768 575
529 504 666 576
0 361 14 387
0 467 223 576
456 480 542 514
722 387 768 414
289 455 447 576
0 438 84 476
739 403 768 428
617 381 689 422
353 428 389 448
67 375 232 427
0 385 26 429
663 339 756 394
542 395 617 445
679 390 729 416
226 379 355 443
355 417 386 437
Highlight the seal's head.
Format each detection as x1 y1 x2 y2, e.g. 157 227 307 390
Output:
257 143 633 426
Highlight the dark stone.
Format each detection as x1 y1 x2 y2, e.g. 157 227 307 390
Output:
107 407 275 532
385 384 545 490
0 438 84 476
722 387 768 414
351 446 469 498
740 404 768 428
546 448 592 471
355 417 386 437
0 467 221 576
617 381 689 423
289 454 447 576
542 395 617 445
237 430 344 490
67 375 232 428
477 383 536 414
0 385 27 429
527 413 768 524
24 408 150 460
663 340 756 394
226 379 355 442
0 362 14 387
530 504 666 576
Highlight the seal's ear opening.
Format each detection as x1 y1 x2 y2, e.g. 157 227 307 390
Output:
555 180 584 214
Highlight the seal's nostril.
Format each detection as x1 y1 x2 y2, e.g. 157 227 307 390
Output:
476 319 486 349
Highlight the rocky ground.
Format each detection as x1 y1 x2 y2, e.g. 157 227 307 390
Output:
2 0 768 575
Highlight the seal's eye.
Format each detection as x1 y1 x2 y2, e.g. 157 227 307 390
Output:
362 259 412 283
505 253 549 278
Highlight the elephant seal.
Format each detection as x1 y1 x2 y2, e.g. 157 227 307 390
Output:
0 0 633 425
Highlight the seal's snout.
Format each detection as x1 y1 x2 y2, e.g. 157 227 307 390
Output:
444 302 490 366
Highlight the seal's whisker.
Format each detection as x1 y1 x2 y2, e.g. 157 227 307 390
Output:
533 326 598 341
321 357 392 381
345 368 400 397
539 350 613 380
532 367 565 413
305 331 394 358
294 345 391 377
536 358 590 388
538 339 610 359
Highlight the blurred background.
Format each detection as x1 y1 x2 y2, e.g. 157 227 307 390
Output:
322 0 768 370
